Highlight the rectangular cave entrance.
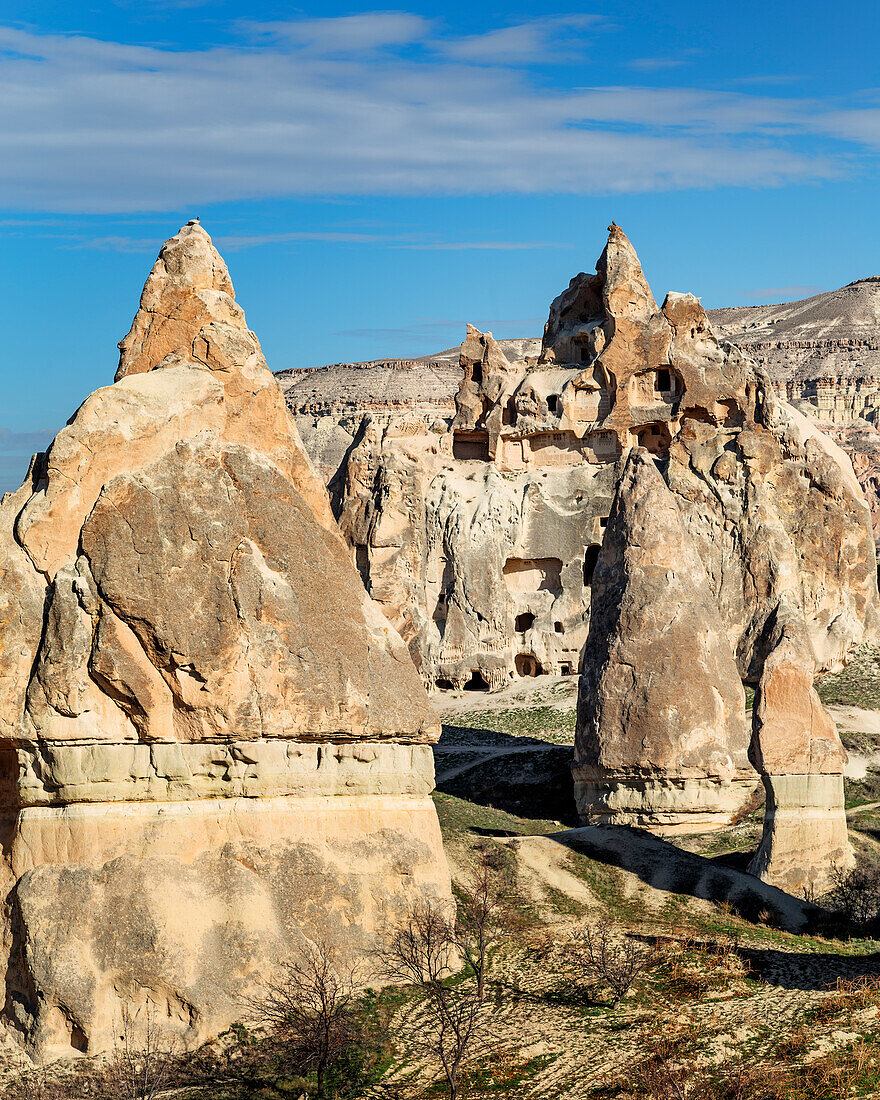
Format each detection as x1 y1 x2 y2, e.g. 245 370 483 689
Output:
583 544 601 586
463 670 490 691
452 432 490 461
355 544 370 586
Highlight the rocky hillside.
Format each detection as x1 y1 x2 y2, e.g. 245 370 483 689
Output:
709 281 880 540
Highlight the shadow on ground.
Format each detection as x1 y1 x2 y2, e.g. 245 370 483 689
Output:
435 725 578 826
550 826 816 932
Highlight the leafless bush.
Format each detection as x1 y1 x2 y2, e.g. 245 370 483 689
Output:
102 1004 180 1100
251 939 363 1099
454 850 514 1002
2 1066 56 1100
625 1034 704 1100
379 899 486 1100
565 925 659 1007
824 856 880 929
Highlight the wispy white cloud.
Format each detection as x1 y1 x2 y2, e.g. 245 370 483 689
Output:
66 230 571 252
240 12 431 53
437 15 603 65
0 16 877 213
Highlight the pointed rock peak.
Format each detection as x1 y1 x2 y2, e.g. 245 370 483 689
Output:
116 222 242 381
600 448 683 562
460 324 508 373
596 222 659 319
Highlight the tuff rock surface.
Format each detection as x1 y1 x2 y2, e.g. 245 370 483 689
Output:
0 221 450 1058
287 224 878 893
575 450 754 833
710 280 880 544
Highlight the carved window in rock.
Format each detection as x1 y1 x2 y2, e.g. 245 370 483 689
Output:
471 362 483 385
515 654 543 678
452 432 490 461
631 422 671 458
547 394 561 416
502 397 517 426
580 346 590 363
515 612 535 632
630 368 682 408
583 544 601 586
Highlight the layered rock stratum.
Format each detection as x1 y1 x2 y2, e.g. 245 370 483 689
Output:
284 225 879 893
0 221 450 1058
709 280 880 543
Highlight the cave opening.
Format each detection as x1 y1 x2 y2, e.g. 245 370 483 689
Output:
583 544 601 586
515 654 543 678
515 612 535 632
463 670 490 692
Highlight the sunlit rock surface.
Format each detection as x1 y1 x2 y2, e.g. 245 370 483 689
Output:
0 222 450 1058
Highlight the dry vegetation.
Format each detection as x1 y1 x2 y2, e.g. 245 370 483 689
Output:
7 678 880 1099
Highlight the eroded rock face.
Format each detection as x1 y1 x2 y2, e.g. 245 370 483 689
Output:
563 226 873 893
297 223 878 893
574 451 754 832
0 222 450 1058
710 280 880 544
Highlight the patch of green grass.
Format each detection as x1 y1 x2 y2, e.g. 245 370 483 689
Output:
444 705 576 745
432 791 565 840
818 644 880 710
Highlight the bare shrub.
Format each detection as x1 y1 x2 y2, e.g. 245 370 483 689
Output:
625 1034 703 1100
454 849 514 1002
379 899 486 1100
102 1004 180 1100
565 925 658 1007
251 939 364 1099
824 856 880 929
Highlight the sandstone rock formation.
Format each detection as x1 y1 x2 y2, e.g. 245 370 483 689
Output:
559 226 873 892
288 223 878 893
710 280 880 543
0 221 450 1058
576 450 754 833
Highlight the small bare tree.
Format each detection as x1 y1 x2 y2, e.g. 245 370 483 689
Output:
103 1004 180 1100
825 856 880 929
380 900 485 1100
253 939 362 1099
566 925 658 1007
454 850 513 1002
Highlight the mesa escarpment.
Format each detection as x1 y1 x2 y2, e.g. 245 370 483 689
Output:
0 221 451 1058
288 224 879 892
710 280 880 542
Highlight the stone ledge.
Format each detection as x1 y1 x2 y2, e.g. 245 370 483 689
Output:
16 740 435 806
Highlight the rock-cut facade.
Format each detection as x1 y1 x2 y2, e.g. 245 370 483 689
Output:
0 222 451 1058
319 225 880 892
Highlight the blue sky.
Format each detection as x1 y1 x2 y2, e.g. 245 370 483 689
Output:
1 0 880 490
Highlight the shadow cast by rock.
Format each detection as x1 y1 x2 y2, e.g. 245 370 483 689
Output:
434 725 579 825
549 825 817 933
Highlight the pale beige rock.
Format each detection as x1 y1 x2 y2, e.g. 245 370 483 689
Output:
299 223 879 892
574 450 756 830
0 223 451 1058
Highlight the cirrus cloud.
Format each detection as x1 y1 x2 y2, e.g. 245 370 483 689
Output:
0 14 876 213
